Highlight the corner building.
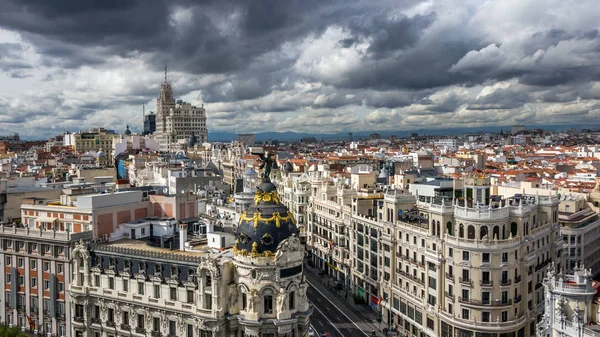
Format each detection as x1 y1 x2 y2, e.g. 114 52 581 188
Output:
68 179 311 337
379 175 562 337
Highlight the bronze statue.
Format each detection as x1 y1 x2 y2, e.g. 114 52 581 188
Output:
255 151 277 182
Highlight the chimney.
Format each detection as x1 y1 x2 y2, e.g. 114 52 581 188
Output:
179 223 188 251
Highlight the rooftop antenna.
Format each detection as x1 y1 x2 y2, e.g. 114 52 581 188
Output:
164 64 168 83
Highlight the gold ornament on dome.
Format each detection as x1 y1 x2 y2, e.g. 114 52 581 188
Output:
239 210 296 228
254 191 280 205
233 239 276 258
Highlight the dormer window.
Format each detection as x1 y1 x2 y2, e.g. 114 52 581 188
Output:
109 258 116 269
124 260 131 271
205 275 211 287
187 269 195 281
155 265 162 275
171 267 179 278
140 262 146 273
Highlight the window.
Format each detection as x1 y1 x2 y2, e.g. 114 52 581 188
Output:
204 295 212 310
138 282 145 295
169 320 176 335
109 277 115 290
57 302 64 317
6 273 11 284
123 279 129 292
137 314 144 329
501 311 508 322
242 293 248 310
482 253 490 263
187 290 194 303
94 275 100 287
462 289 469 301
18 258 24 268
154 285 161 299
187 324 194 337
289 291 295 310
502 252 508 263
44 262 49 271
31 277 37 288
153 317 160 331
5 256 11 265
429 277 437 290
462 309 469 320
31 260 37 270
108 308 114 322
482 292 490 304
264 295 273 314
57 263 63 274
462 251 469 261
43 279 50 289
482 312 490 322
448 248 453 257
123 312 129 325
170 287 177 301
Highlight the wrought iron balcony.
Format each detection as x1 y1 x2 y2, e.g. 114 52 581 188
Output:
480 280 493 286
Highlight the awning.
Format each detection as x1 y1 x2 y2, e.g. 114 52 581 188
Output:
36 217 57 223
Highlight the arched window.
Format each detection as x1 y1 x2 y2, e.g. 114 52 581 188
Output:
459 224 464 238
436 221 441 237
467 225 475 239
502 225 506 240
493 226 500 240
431 220 436 235
525 222 529 236
511 222 518 237
262 288 275 315
480 226 488 240
446 222 454 236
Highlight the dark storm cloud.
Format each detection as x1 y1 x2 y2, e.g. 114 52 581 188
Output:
451 29 600 88
467 88 530 110
0 0 600 137
345 12 436 58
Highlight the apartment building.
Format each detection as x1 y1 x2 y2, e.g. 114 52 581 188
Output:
299 169 563 337
64 128 117 167
557 197 600 274
0 222 92 336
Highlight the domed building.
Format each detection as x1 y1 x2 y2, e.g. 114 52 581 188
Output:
231 178 312 337
66 154 311 337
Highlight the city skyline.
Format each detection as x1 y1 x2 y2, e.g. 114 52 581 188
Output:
1 0 600 139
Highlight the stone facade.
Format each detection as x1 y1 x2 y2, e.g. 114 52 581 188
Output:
289 166 563 337
155 77 207 152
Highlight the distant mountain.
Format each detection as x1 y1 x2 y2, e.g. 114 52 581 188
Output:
207 123 599 143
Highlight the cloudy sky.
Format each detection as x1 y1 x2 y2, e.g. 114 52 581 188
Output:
1 0 600 139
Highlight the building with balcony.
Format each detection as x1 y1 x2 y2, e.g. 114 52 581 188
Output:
556 197 600 274
536 264 600 337
0 222 93 336
288 169 564 337
68 177 312 337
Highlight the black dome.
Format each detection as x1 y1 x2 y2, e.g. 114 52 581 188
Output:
234 182 297 257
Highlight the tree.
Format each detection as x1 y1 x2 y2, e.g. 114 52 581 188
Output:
0 325 32 337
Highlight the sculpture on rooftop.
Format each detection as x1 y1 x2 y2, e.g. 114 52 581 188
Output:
255 151 278 183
